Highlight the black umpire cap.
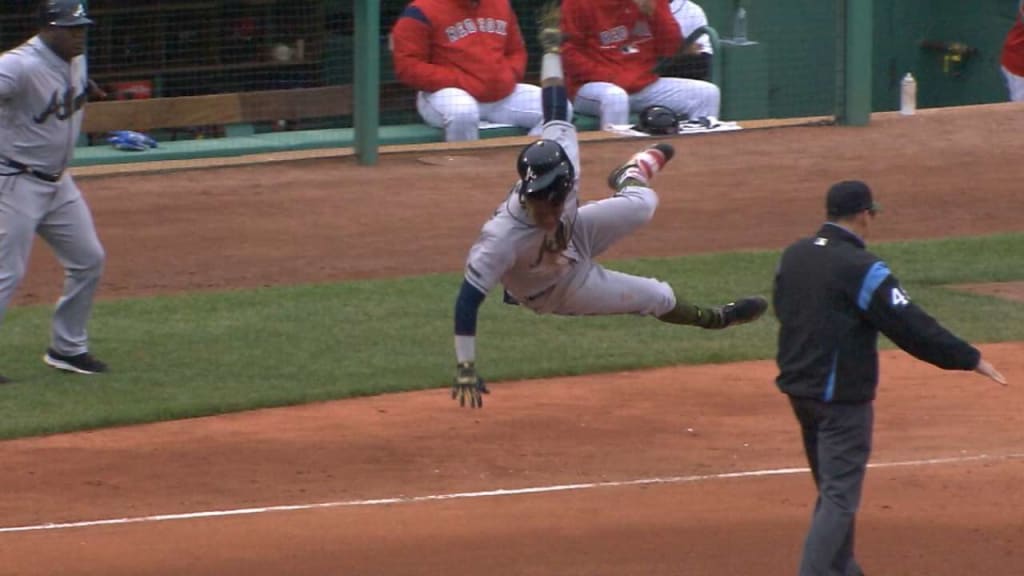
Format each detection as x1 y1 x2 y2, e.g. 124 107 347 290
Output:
826 180 881 219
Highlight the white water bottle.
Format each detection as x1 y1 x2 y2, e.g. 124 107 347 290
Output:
900 72 917 115
732 7 748 43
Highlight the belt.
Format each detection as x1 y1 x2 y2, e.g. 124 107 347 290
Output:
0 158 63 183
524 283 557 302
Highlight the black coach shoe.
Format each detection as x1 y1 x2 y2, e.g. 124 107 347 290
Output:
708 296 768 329
43 349 109 374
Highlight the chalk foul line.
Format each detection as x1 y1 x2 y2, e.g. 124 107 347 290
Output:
2 451 1021 534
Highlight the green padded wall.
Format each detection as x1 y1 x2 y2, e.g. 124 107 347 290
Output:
872 0 1018 111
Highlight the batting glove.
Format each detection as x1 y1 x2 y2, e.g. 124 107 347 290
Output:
538 28 565 54
452 361 490 408
537 1 565 54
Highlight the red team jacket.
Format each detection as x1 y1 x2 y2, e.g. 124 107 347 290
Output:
1002 3 1024 76
391 0 527 103
561 0 682 99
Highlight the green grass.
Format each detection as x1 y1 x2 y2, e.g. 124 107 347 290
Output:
1 233 1023 439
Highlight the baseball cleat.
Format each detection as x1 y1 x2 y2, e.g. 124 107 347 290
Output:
607 143 675 190
43 349 109 374
709 296 768 329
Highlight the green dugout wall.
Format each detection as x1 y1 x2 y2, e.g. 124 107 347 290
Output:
674 0 1016 119
871 0 1018 109
351 0 1019 164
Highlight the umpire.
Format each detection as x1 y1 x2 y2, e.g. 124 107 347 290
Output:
772 180 1006 576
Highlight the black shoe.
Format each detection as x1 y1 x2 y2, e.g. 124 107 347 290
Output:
0 373 11 384
709 296 768 329
43 349 109 374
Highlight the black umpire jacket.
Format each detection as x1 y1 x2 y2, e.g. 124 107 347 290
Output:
773 223 980 404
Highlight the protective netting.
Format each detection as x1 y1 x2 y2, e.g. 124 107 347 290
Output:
0 1 846 148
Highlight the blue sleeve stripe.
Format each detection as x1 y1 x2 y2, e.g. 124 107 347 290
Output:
542 85 569 123
455 279 486 336
823 351 839 402
399 5 430 26
857 261 890 311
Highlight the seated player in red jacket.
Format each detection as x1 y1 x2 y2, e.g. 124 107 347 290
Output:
561 0 720 130
391 0 552 141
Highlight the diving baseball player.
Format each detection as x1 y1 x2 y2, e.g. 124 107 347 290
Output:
0 0 108 381
450 29 767 407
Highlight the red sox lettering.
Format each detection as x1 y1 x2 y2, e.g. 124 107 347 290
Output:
444 18 508 43
598 22 653 50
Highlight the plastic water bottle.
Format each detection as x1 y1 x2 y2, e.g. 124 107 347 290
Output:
900 73 917 116
732 7 748 43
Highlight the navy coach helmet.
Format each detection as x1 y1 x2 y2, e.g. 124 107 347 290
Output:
41 0 94 27
636 105 680 135
516 139 575 205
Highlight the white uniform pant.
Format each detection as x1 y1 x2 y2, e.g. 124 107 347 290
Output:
417 84 548 142
574 77 720 128
0 173 105 355
1002 65 1024 101
527 183 676 317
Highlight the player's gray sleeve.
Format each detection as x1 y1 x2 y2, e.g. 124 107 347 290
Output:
542 120 580 176
0 53 24 99
542 119 581 214
464 227 516 295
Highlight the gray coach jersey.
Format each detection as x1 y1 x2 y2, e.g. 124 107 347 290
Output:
464 120 582 303
0 36 89 174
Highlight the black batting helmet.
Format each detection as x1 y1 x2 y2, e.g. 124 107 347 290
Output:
40 0 93 27
636 105 680 135
516 139 574 205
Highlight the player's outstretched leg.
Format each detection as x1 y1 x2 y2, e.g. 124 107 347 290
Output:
607 143 675 191
658 294 768 329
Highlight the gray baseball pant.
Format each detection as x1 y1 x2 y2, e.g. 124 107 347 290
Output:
789 396 872 576
0 173 105 355
528 183 675 318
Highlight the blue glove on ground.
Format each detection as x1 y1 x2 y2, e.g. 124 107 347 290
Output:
108 130 158 151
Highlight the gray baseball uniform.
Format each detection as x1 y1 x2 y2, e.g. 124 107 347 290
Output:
463 120 675 317
0 35 105 356
451 48 767 408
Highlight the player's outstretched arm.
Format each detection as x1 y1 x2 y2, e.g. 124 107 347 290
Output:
538 1 569 123
453 279 490 408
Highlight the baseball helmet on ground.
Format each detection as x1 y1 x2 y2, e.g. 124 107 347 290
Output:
40 0 94 27
636 105 680 135
516 139 575 205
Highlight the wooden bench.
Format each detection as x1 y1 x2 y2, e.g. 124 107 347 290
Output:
82 84 356 138
77 82 502 159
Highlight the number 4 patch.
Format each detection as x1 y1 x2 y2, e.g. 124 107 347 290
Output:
890 287 911 307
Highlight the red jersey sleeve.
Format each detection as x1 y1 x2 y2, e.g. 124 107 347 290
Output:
1002 4 1024 76
650 0 683 57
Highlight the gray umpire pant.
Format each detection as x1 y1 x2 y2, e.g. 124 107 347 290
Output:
0 173 105 355
789 396 873 576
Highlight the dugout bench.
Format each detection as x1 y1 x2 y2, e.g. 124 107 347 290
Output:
71 83 614 168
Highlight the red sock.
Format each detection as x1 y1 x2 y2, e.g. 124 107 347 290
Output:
632 148 668 181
